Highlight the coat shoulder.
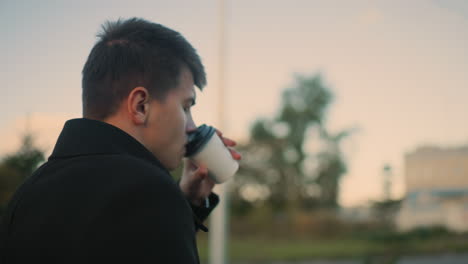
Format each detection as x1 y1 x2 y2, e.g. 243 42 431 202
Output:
43 154 176 192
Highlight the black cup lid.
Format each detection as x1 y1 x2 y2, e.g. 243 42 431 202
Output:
185 124 216 157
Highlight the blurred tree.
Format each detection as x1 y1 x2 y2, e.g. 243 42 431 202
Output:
232 73 353 215
0 165 22 211
314 128 354 208
0 133 45 214
371 199 402 228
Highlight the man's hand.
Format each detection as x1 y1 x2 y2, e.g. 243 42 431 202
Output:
179 130 241 206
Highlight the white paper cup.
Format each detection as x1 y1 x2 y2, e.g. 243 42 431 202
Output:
186 125 239 183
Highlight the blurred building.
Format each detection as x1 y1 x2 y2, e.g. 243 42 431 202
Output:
396 145 468 232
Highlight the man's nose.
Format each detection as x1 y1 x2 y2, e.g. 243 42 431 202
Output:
186 116 197 133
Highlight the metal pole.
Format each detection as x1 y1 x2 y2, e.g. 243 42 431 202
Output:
209 0 229 263
383 164 392 201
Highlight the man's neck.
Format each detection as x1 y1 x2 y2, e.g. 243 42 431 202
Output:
102 113 146 149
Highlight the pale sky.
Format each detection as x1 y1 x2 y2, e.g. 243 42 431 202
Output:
1 0 468 207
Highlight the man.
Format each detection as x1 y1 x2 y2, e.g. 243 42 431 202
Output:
0 18 240 263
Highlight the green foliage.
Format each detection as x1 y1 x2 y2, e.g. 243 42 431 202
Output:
0 133 45 214
0 165 22 209
366 226 452 243
3 134 45 177
370 199 402 227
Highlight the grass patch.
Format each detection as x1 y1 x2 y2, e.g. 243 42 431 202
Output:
196 235 468 262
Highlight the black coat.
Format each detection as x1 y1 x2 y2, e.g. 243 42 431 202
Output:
0 118 218 263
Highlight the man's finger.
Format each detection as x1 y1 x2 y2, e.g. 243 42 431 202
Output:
229 149 242 160
215 128 237 146
222 137 237 147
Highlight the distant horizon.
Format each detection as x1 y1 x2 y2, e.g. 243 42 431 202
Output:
2 112 467 208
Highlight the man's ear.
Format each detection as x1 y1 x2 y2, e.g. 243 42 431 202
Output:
127 87 151 125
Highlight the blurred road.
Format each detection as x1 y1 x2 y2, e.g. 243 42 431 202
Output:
398 253 468 264
235 253 468 264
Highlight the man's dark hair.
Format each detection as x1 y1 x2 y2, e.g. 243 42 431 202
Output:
82 17 206 120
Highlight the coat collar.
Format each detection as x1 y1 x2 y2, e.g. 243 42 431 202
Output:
49 118 168 173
